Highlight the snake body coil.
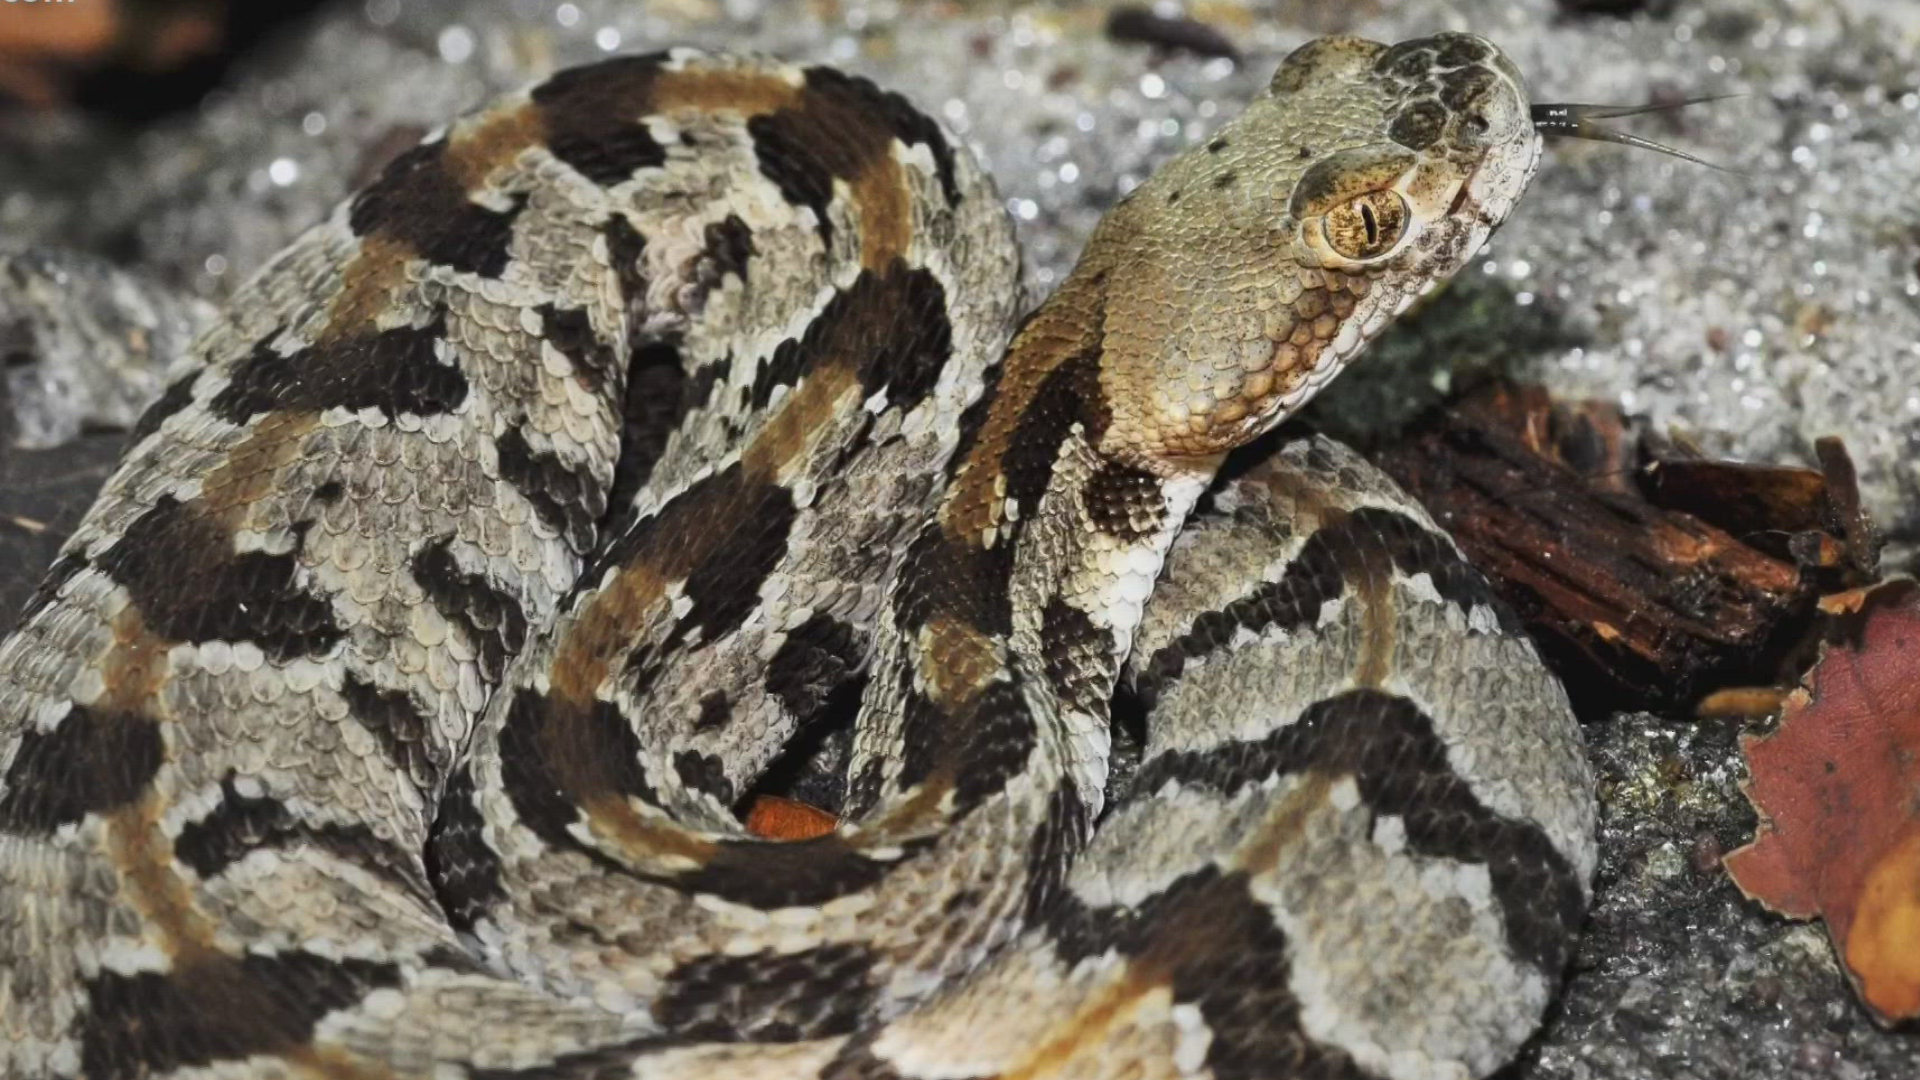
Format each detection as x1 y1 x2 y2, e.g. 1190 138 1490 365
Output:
0 33 1594 1080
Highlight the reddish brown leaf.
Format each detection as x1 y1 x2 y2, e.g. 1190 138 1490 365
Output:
1724 579 1920 1024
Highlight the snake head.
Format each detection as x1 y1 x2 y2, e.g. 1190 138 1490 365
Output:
1090 32 1541 462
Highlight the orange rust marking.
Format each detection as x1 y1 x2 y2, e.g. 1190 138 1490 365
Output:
100 606 171 714
320 236 414 344
1236 771 1336 879
286 1046 410 1080
320 103 548 343
549 565 668 708
849 155 911 271
442 102 546 190
106 793 220 966
744 795 839 841
542 566 718 862
580 791 716 862
739 360 862 481
996 961 1173 1080
939 272 1107 546
651 66 801 116
199 410 324 524
860 771 956 837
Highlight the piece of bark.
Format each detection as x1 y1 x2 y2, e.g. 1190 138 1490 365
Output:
1374 382 1871 717
1641 433 1880 577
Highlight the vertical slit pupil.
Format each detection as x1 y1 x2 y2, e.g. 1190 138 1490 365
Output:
1360 202 1379 246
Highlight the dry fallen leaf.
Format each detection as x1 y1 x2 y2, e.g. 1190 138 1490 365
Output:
1724 578 1920 1024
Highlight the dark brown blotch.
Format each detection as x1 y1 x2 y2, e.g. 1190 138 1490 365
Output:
1020 780 1089 925
78 952 402 1080
694 690 732 732
943 357 1003 481
1375 42 1435 82
93 498 341 660
764 613 864 720
1350 505 1518 632
1039 860 1372 1080
537 304 621 397
530 53 672 186
410 535 530 683
675 833 916 910
348 140 528 277
1037 599 1115 722
1145 869 1363 1080
0 704 164 834
1001 349 1109 524
172 773 427 899
890 520 1016 640
495 427 608 555
666 467 800 648
209 314 467 426
750 261 953 416
340 674 444 791
126 370 199 446
895 676 1036 815
1433 35 1490 68
698 214 757 290
747 66 958 247
1131 525 1346 710
1083 458 1167 542
606 337 699 518
426 765 508 932
15 551 90 629
1440 66 1495 112
602 214 649 305
1127 689 1583 976
490 689 588 851
672 749 737 806
655 942 880 1041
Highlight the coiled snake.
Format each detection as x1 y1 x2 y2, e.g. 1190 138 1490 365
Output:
0 32 1597 1080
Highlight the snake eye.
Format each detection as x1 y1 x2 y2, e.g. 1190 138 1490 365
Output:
1321 190 1408 260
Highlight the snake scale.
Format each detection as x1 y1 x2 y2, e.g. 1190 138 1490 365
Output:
0 31 1596 1080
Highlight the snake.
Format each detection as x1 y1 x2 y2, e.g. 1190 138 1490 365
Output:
0 31 1598 1080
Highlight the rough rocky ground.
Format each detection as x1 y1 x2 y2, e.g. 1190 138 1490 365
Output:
2 0 1917 1075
